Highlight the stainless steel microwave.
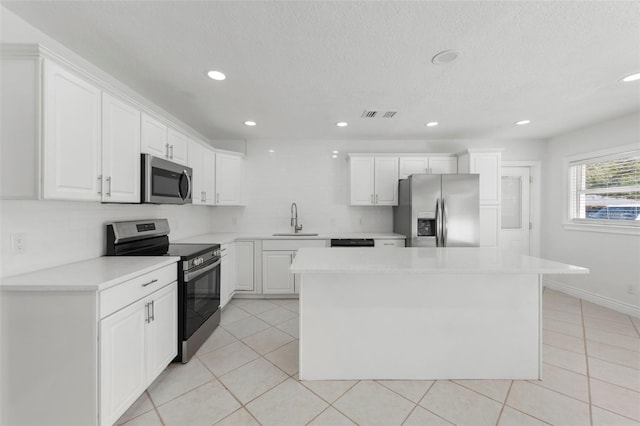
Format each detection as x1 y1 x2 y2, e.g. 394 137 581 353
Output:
141 154 192 204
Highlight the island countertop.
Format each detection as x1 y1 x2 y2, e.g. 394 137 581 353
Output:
290 247 589 275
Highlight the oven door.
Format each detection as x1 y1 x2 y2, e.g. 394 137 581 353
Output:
183 259 221 339
142 154 193 204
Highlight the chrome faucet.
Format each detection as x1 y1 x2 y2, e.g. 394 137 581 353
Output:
290 202 303 233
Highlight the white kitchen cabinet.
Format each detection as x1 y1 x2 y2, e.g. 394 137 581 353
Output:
235 241 255 292
479 205 500 247
262 251 296 294
167 127 189 166
220 242 236 308
100 280 177 426
215 152 244 205
1 259 177 426
188 140 205 205
458 150 501 205
101 92 141 203
141 113 168 159
42 59 102 201
399 155 457 179
348 155 399 206
203 148 216 204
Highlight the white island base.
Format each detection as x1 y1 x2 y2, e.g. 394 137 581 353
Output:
292 248 589 381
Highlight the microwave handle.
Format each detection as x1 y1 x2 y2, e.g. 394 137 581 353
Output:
179 170 192 201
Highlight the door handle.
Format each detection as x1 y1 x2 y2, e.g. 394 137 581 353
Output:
442 198 448 247
106 176 112 197
97 175 102 195
170 145 174 159
165 143 170 158
145 302 150 323
142 279 158 287
375 194 379 204
370 194 374 204
216 193 220 204
435 199 441 247
150 300 155 322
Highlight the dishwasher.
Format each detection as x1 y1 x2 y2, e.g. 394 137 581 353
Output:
330 238 375 247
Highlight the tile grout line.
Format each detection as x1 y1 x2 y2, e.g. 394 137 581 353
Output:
494 380 513 426
580 299 594 426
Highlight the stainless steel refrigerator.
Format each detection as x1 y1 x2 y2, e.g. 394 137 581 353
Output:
394 174 480 247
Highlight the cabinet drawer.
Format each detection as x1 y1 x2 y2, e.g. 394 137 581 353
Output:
374 239 405 248
262 239 327 251
100 263 177 319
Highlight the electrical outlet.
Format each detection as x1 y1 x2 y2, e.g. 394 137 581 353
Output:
11 233 26 254
627 285 636 295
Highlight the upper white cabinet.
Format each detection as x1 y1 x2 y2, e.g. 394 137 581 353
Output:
167 128 188 165
42 59 102 201
101 93 141 203
349 155 399 206
203 149 217 204
398 155 457 179
215 152 244 205
189 140 216 206
141 113 168 159
458 150 502 205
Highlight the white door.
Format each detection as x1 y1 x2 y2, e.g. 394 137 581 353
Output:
146 283 178 381
141 113 168 158
102 93 141 203
99 300 147 426
262 251 294 294
500 166 530 255
202 148 217 205
349 157 375 205
188 141 205 205
374 157 399 205
42 60 102 201
167 128 189 165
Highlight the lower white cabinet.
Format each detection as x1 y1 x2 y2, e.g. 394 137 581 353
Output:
0 260 177 426
235 241 255 292
220 242 236 308
374 239 405 248
263 250 296 294
100 280 177 426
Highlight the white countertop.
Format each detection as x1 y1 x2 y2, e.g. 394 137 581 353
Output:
0 256 179 291
175 232 406 245
290 247 589 275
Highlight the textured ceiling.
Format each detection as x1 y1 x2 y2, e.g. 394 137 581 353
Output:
3 1 640 141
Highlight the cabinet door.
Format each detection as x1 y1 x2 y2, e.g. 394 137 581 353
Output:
235 241 255 291
479 205 500 247
167 128 188 165
141 113 168 158
188 141 205 205
100 299 147 426
203 148 217 205
349 156 375 205
399 157 428 179
102 93 141 203
428 157 458 174
374 157 399 205
262 251 294 294
470 153 501 205
215 153 242 205
146 282 178 382
42 60 102 201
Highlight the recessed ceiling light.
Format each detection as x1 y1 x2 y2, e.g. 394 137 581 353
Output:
268 149 275 153
244 120 256 126
207 70 226 81
432 50 460 65
621 72 640 82
336 122 348 127
332 154 338 159
516 120 531 125
332 150 339 154
425 122 439 127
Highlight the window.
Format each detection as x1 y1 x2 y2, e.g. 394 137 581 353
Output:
568 148 640 227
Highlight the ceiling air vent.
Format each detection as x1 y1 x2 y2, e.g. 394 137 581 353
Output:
361 110 398 119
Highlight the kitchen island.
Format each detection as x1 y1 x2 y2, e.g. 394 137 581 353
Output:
290 247 588 381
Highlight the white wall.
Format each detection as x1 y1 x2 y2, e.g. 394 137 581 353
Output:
541 112 640 311
210 138 547 233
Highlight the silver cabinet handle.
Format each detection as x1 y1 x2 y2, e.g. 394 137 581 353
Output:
442 198 448 247
201 191 205 202
165 143 170 158
435 199 442 247
145 302 150 323
97 175 102 195
142 278 158 287
216 193 220 204
150 300 155 322
170 145 174 159
375 194 379 204
370 194 374 204
106 176 112 197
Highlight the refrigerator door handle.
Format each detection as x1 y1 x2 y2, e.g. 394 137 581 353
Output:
435 198 442 247
442 198 448 247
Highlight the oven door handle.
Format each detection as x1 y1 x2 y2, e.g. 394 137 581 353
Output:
184 259 220 282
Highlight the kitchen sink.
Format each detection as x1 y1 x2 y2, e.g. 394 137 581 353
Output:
272 233 319 237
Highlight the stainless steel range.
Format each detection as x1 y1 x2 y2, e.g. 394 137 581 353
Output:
106 219 220 363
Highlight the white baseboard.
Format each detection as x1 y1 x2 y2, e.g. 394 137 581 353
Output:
544 278 640 318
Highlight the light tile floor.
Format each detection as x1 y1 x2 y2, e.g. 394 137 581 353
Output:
117 289 640 426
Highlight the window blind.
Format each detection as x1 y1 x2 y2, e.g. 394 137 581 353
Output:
568 150 640 223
